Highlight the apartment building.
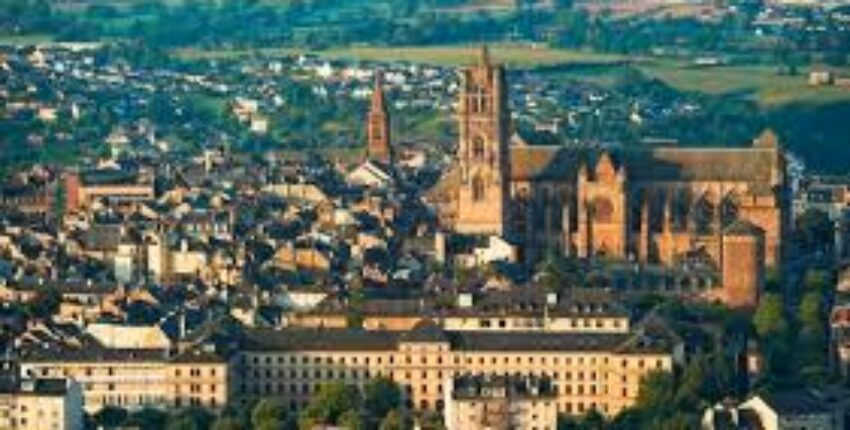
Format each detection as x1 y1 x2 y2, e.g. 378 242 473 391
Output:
0 378 84 430
234 317 681 418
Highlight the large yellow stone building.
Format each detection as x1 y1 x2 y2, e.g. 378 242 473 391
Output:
234 316 681 418
0 378 84 430
18 342 230 413
439 48 790 308
16 292 679 419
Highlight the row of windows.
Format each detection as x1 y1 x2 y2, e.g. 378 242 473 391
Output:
475 318 624 329
174 368 217 378
242 354 664 369
244 368 377 380
174 396 217 408
240 363 660 386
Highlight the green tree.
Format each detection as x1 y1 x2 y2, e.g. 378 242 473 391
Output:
794 208 833 253
166 408 214 430
676 355 708 408
636 370 677 412
338 409 366 430
753 293 787 339
124 408 168 430
379 409 409 430
299 382 362 428
799 290 824 332
798 290 829 373
166 416 199 430
93 406 128 428
417 410 445 430
252 398 288 430
363 377 401 419
211 417 245 430
803 269 832 292
577 409 605 429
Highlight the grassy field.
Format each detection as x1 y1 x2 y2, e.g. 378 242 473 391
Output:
173 47 306 61
173 43 850 107
0 34 54 46
638 61 850 106
173 43 626 67
317 44 625 67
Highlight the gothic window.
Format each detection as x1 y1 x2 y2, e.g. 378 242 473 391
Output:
472 175 485 202
721 192 740 227
472 136 486 161
592 197 614 223
475 86 487 113
693 194 716 234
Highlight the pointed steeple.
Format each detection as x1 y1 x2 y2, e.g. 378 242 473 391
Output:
478 45 491 66
371 70 386 113
367 69 391 164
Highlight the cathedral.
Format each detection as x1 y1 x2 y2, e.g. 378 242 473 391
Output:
435 47 790 308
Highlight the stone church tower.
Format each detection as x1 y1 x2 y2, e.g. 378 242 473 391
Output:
455 47 511 236
367 71 392 164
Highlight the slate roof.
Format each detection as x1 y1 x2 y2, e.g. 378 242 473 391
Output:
241 328 399 352
0 377 70 396
623 147 778 183
400 319 449 344
238 324 676 354
506 145 778 184
758 391 831 415
19 344 167 363
79 169 142 186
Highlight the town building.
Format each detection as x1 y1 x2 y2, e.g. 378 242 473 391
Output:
434 47 790 308
15 324 231 413
286 288 632 334
64 167 155 213
702 391 837 430
367 71 392 165
0 377 84 430
234 316 681 418
444 374 558 430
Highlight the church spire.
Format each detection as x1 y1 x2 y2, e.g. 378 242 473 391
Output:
367 70 391 164
371 70 386 113
478 45 491 66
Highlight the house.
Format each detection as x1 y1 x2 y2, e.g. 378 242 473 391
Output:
444 374 557 430
347 160 394 189
0 377 84 430
702 391 836 430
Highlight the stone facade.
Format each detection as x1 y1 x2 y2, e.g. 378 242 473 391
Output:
233 320 680 418
454 47 511 236
441 49 790 308
367 71 392 164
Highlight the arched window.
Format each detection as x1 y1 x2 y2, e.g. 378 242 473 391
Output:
721 192 740 227
472 175 485 202
693 193 716 234
472 136 486 161
592 197 614 223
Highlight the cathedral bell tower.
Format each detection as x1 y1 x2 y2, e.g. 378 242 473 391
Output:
367 70 392 164
455 46 511 236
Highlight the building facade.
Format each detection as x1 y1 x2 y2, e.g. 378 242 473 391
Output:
444 374 558 430
0 378 84 430
17 344 230 413
367 71 392 164
233 319 681 418
438 48 790 308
